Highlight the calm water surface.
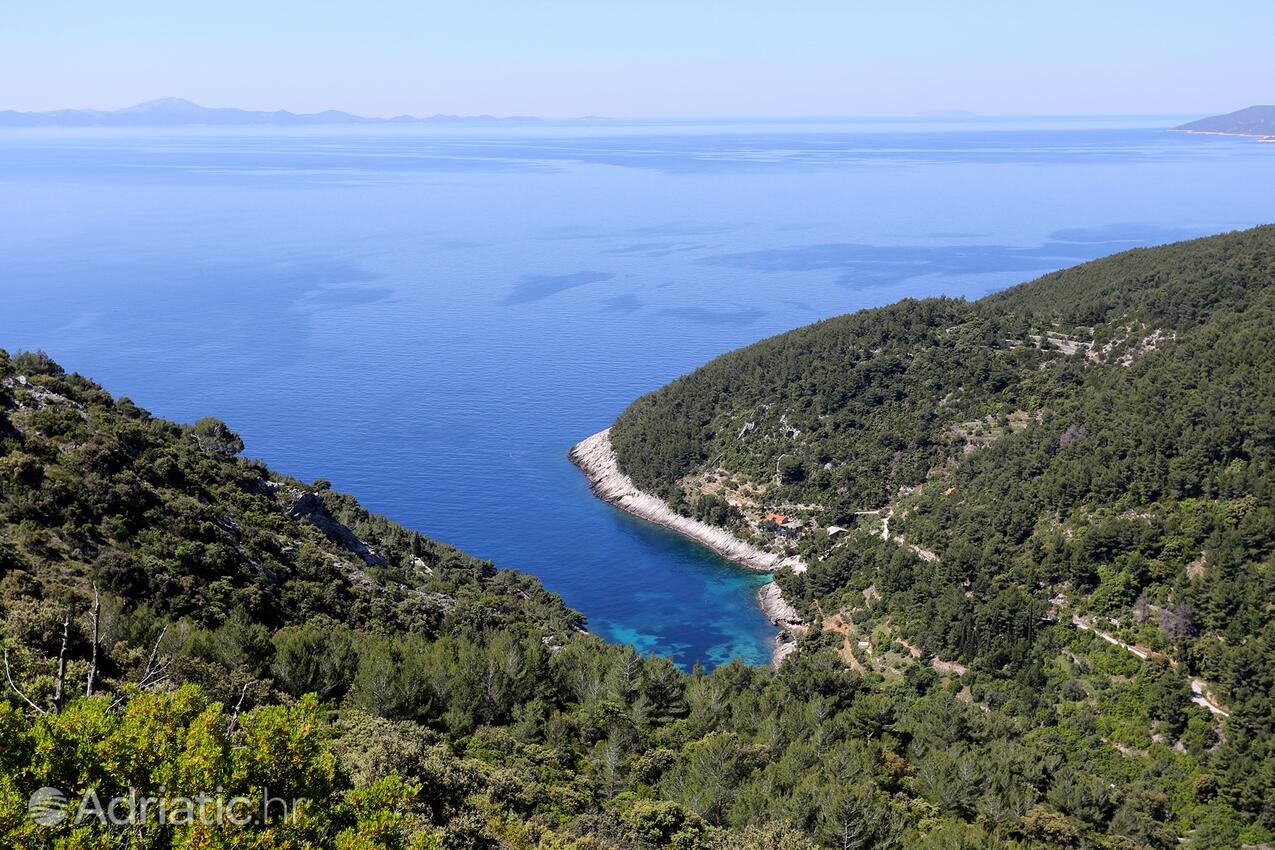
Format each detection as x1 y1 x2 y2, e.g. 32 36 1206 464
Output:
2 118 1272 668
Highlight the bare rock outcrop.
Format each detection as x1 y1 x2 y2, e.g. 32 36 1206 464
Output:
287 491 388 567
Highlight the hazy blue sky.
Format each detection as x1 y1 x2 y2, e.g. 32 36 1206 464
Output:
2 1 1270 117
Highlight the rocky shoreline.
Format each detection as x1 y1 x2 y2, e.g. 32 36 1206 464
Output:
756 581 807 666
569 428 808 666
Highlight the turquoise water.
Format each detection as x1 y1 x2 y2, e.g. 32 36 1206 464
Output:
2 118 1272 669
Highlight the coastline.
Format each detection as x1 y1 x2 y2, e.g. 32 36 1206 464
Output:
1178 129 1275 141
756 581 806 666
569 428 808 666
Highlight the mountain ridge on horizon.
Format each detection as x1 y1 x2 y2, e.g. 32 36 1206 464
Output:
0 96 545 127
0 99 1219 128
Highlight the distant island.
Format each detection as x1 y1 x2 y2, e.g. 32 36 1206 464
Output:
0 97 543 127
1175 105 1275 139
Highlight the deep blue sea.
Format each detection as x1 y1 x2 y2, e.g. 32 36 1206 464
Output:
2 117 1272 669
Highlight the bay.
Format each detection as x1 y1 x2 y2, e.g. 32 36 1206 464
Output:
2 117 1271 668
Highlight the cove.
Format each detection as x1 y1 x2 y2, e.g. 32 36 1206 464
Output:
2 118 1273 668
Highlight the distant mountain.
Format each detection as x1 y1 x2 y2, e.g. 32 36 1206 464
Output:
0 97 542 127
1175 105 1275 137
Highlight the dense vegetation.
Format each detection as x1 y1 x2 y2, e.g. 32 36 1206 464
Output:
0 348 1124 850
611 226 1275 847
2 227 1272 849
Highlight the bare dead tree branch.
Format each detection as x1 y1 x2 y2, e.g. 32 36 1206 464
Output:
137 626 168 686
87 584 101 698
52 614 70 714
3 648 46 715
227 681 254 735
108 625 171 712
138 659 173 691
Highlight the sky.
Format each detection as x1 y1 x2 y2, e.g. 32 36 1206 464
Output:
1 1 1271 118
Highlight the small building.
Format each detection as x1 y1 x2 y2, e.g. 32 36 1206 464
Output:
778 518 804 539
762 512 804 539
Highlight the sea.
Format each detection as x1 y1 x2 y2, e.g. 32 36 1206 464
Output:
2 116 1272 669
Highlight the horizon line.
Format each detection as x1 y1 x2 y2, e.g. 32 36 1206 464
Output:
0 99 1212 124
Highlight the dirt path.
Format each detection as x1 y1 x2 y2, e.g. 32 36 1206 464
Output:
880 510 940 562
1072 614 1229 717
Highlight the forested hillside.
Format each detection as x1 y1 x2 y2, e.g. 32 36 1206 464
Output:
3 219 1273 849
610 226 1275 847
4 348 1196 850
